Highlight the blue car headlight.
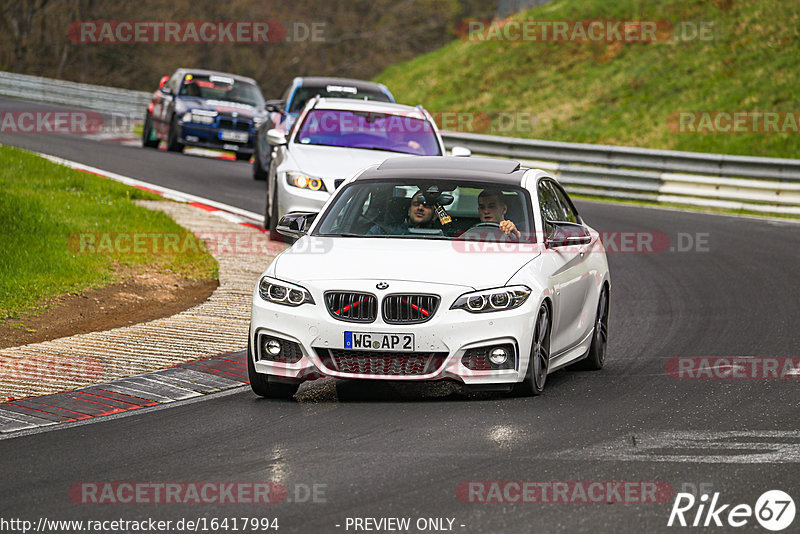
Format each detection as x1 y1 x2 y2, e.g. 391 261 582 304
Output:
181 110 217 125
259 276 315 306
451 285 531 313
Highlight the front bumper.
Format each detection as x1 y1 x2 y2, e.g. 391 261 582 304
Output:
179 123 255 154
249 279 538 386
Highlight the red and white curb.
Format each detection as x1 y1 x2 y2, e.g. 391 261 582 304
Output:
0 351 249 436
0 155 280 435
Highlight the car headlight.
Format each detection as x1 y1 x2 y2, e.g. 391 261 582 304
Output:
258 277 315 306
286 171 327 192
182 110 217 125
451 285 531 313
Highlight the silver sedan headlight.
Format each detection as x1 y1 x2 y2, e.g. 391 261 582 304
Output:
286 171 328 192
259 276 315 307
451 285 531 313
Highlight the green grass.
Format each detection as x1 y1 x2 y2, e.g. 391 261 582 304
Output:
0 146 218 319
376 0 800 158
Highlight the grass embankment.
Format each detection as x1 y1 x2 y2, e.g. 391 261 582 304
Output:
0 145 218 319
376 0 800 159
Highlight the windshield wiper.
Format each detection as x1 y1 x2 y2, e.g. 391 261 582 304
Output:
351 146 396 153
315 233 365 238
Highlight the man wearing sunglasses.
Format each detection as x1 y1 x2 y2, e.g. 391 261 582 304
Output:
367 191 437 236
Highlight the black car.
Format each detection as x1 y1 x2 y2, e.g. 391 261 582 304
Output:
252 76 395 179
142 68 267 161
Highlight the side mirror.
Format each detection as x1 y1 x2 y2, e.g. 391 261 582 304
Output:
158 75 170 89
265 99 285 112
266 128 287 146
276 212 317 238
450 146 471 157
546 221 591 248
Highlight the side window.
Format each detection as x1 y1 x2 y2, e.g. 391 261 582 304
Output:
551 184 579 224
537 181 562 227
166 72 181 93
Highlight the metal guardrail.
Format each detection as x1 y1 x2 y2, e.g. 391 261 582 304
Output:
441 131 800 215
0 71 150 117
1 70 798 215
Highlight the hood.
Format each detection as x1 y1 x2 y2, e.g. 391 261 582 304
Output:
283 144 415 183
272 236 540 289
177 97 264 118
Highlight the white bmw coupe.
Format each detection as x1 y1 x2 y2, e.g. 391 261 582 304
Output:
248 157 610 398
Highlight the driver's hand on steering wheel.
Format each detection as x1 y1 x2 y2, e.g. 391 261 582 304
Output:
499 220 521 239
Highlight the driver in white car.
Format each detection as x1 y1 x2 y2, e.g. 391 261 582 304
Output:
478 188 521 239
367 190 436 235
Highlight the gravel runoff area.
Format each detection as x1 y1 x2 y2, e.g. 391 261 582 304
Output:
0 200 278 402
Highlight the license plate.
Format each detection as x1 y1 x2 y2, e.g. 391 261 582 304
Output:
220 130 248 142
344 332 414 352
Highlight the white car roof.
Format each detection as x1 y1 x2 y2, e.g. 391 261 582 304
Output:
311 97 428 120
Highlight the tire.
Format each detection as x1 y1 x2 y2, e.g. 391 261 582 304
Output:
252 143 268 181
247 338 300 399
166 115 184 152
572 286 609 371
235 152 251 162
142 112 159 148
513 303 551 396
266 176 285 242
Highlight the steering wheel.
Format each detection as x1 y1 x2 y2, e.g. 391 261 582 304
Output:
363 215 395 234
470 222 502 230
461 221 516 241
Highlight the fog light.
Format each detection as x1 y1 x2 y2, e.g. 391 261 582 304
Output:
265 339 281 356
489 347 508 365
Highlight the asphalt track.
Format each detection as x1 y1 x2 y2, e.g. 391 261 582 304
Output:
1 96 799 533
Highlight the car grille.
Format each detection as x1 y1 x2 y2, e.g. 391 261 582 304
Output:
325 292 378 322
382 294 439 324
218 116 252 131
317 349 447 376
461 352 493 371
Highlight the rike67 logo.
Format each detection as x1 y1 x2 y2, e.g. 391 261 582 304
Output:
668 490 795 531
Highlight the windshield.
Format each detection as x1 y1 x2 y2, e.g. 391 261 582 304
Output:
313 179 534 241
288 85 392 113
294 109 442 156
179 74 265 107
